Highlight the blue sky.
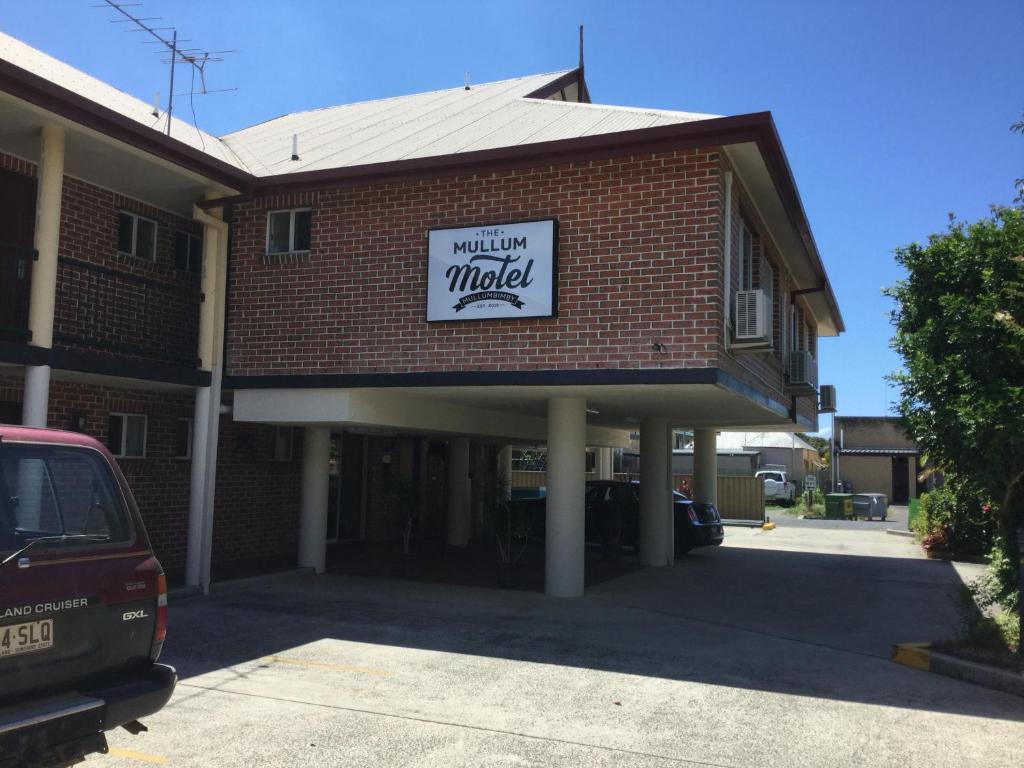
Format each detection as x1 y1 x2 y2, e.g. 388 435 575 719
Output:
4 1 1022 431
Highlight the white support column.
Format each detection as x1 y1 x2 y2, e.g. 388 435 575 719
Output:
185 205 227 591
639 417 672 566
299 426 331 574
595 447 614 480
447 437 471 547
22 366 51 428
23 124 65 428
545 397 586 597
184 385 211 587
693 428 718 507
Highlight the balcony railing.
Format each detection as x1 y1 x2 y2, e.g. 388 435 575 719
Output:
0 239 34 343
54 257 201 368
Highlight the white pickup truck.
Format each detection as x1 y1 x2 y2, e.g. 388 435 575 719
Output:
756 468 797 505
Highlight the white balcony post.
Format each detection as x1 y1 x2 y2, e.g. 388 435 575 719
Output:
23 125 65 427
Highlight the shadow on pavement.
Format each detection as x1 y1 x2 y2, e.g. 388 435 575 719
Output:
165 543 1023 724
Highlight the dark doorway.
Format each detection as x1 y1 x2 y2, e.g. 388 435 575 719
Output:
328 432 365 541
419 441 448 538
892 456 910 504
0 169 36 341
0 401 22 425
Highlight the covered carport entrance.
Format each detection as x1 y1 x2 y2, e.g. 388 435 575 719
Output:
232 369 805 597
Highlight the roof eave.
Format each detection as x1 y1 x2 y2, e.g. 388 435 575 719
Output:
754 118 845 335
0 57 253 193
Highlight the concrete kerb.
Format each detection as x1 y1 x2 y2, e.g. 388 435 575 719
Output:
892 642 1024 699
885 529 915 538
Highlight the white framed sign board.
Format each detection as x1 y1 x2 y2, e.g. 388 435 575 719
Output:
426 219 558 322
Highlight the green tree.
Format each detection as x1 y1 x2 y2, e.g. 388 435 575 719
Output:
886 207 1024 652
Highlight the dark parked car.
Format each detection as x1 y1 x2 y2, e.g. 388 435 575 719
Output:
0 425 176 767
518 480 723 558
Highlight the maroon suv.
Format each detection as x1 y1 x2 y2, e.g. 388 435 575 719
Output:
0 425 176 767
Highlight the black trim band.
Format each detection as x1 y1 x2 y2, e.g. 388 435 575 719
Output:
0 342 210 387
224 367 721 390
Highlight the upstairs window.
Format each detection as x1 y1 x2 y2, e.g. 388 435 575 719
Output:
175 232 203 274
108 413 147 459
118 211 157 262
737 222 755 291
266 209 312 255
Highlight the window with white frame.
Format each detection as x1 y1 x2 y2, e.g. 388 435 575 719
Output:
791 304 807 352
117 211 158 262
174 231 203 274
266 209 312 255
737 221 755 291
175 418 193 459
108 413 147 459
271 426 293 461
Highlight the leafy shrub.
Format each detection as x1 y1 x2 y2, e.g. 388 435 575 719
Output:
912 479 994 555
957 536 1021 655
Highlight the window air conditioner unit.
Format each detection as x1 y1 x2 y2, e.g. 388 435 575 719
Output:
734 289 771 343
788 350 818 389
818 384 837 413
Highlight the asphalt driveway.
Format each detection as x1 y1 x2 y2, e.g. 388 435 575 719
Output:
92 525 1022 767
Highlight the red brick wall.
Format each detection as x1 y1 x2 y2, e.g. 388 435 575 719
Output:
227 149 724 375
0 373 193 570
719 155 819 429
0 151 202 368
0 374 302 580
211 413 303 570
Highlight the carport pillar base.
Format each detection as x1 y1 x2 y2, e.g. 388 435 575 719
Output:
693 428 718 507
639 417 672 566
545 397 586 597
22 365 50 428
299 426 331 574
447 437 471 547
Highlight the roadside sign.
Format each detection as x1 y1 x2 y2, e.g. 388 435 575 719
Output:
804 475 817 491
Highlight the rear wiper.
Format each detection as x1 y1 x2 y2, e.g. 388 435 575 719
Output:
0 534 110 568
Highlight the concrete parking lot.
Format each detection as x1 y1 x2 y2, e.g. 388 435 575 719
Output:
93 524 1022 768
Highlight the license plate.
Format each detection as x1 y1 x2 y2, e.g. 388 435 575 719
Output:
0 619 54 658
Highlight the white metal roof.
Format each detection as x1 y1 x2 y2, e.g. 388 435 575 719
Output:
0 30 247 171
221 71 718 176
1 32 718 178
714 431 817 452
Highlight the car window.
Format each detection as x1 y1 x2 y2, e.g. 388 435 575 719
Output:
586 485 611 503
0 444 133 555
760 472 784 482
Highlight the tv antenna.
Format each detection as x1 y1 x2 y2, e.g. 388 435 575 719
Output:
92 1 237 139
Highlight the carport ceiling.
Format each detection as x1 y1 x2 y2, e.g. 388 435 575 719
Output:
394 383 795 431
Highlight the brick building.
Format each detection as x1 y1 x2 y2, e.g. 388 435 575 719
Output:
834 416 922 503
0 32 842 596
